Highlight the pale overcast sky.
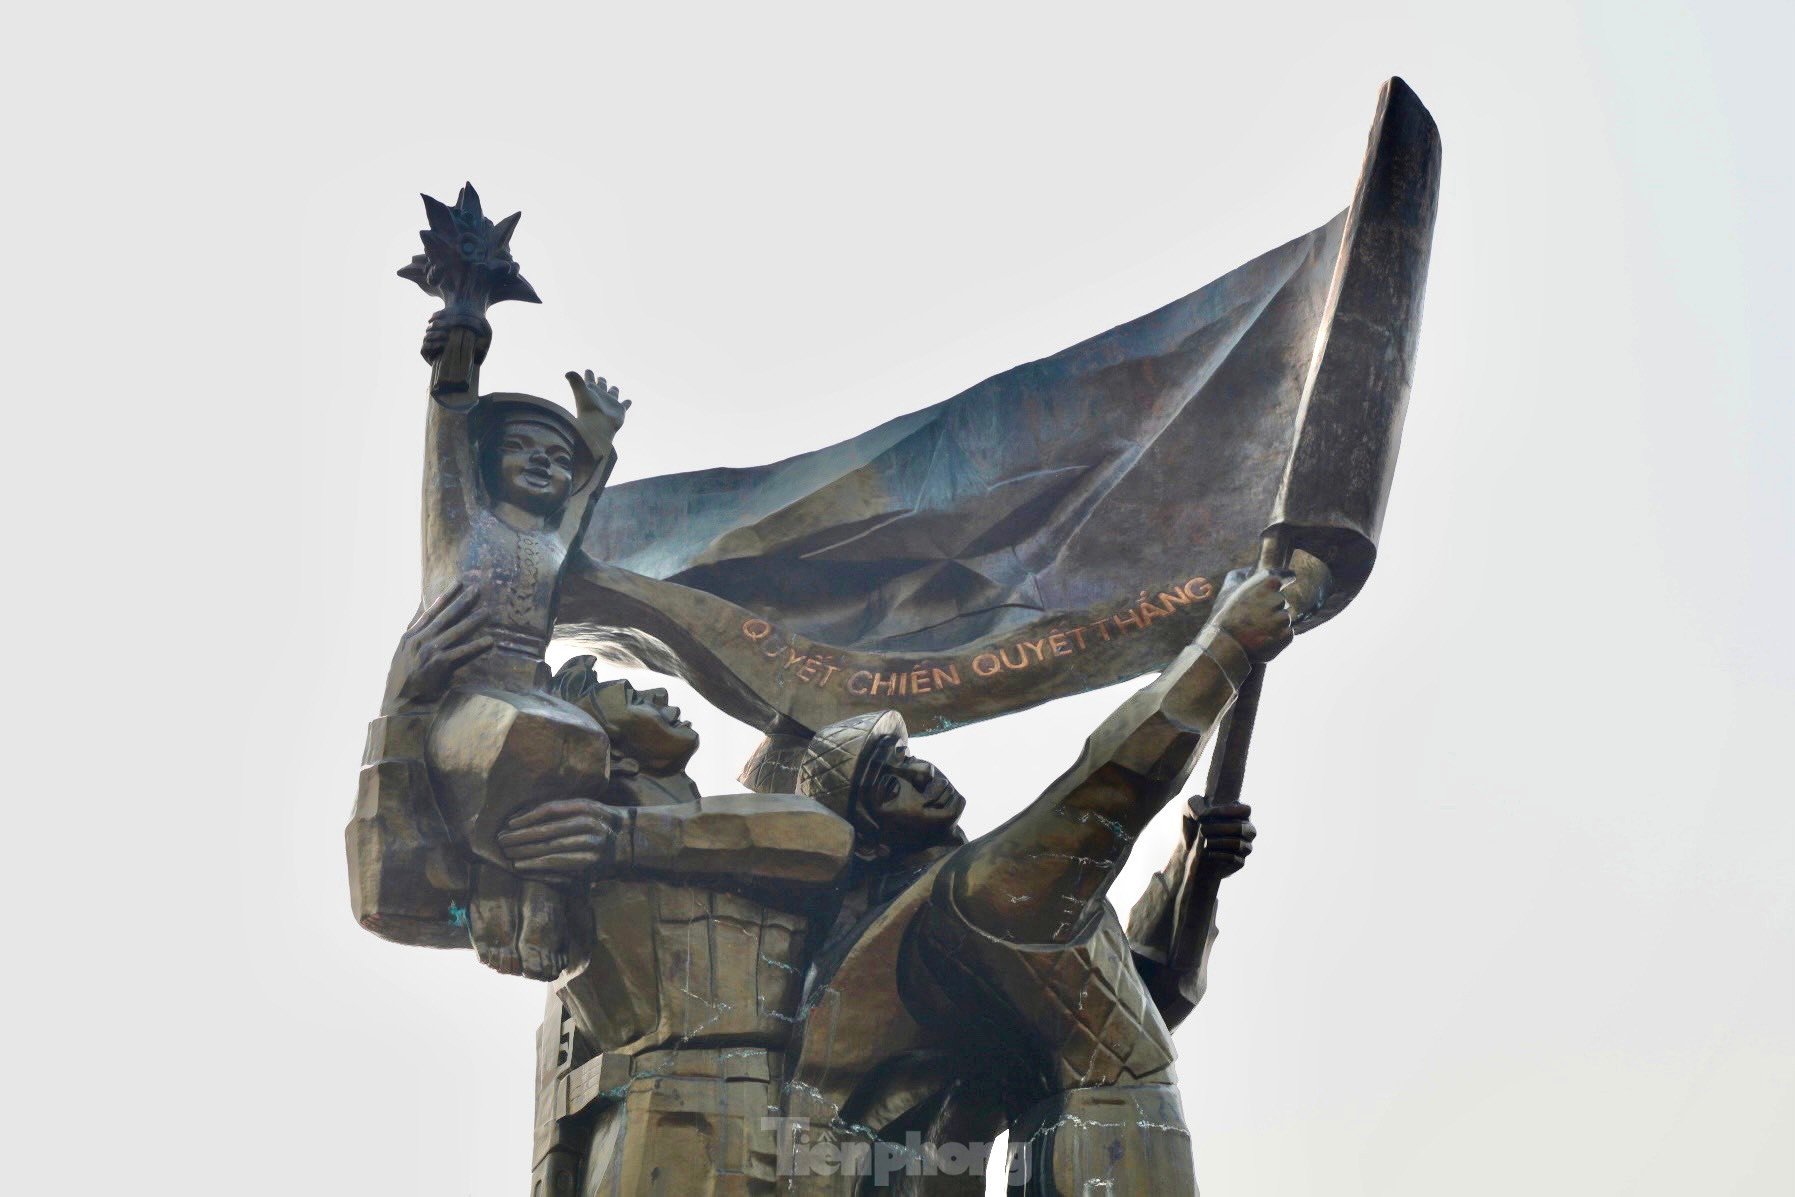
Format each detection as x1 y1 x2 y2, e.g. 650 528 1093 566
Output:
7 2 1790 1194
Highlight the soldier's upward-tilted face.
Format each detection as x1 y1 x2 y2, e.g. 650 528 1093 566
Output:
866 743 966 845
607 682 702 772
487 417 576 515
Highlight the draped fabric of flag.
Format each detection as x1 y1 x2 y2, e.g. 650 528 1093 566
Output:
559 80 1439 738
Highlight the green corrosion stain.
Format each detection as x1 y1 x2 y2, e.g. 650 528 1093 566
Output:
448 902 469 929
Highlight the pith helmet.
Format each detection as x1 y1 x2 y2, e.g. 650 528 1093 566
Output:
797 709 907 834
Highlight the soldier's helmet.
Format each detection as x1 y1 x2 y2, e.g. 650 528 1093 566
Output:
797 709 907 839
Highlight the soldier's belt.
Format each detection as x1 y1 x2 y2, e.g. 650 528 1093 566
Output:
556 1046 785 1121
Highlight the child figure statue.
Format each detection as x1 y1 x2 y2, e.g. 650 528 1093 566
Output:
394 184 628 980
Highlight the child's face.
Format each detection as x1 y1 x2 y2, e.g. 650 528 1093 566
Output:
489 418 575 515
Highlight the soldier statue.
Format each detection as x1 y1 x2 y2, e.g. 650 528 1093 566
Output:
771 567 1295 1194
355 78 1441 1185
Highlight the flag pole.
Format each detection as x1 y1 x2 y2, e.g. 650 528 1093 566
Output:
1166 530 1292 972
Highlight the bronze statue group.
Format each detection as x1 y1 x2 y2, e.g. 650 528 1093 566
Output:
350 186 1313 1196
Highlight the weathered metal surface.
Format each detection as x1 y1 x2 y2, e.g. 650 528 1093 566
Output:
352 78 1440 1197
561 79 1438 737
1270 76 1442 610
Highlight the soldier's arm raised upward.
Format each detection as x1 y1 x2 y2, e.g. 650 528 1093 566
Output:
946 571 1292 945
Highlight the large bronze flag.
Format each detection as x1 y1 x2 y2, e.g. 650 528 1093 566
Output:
560 79 1440 738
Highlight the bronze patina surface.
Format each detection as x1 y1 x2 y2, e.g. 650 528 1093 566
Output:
348 77 1438 1195
560 78 1438 742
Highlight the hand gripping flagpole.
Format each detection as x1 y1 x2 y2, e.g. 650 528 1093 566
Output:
1169 77 1442 972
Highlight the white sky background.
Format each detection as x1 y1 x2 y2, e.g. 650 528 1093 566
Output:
5 2 1790 1193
